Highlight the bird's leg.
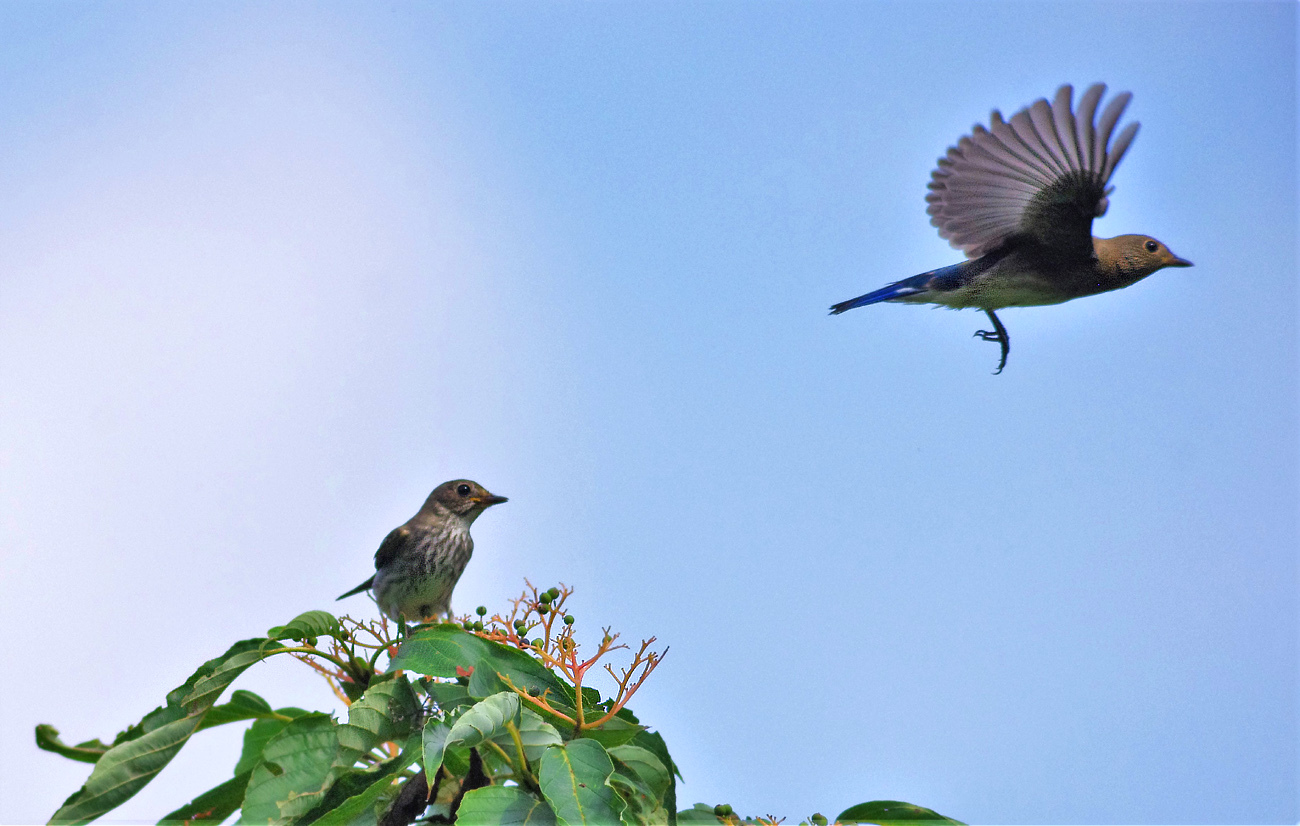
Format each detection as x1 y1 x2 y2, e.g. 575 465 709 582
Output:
973 309 1010 374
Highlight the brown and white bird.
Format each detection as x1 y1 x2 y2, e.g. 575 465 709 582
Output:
830 83 1191 373
337 480 507 622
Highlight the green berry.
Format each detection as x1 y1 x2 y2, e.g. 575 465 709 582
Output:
714 804 727 817
563 614 575 625
538 603 550 614
476 606 487 616
462 620 473 630
539 591 553 604
473 621 484 631
547 587 560 599
532 638 545 647
811 815 828 826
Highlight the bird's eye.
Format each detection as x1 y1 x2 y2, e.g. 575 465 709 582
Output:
457 484 471 496
1144 240 1159 253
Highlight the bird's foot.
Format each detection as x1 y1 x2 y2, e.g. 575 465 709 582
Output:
974 310 1010 375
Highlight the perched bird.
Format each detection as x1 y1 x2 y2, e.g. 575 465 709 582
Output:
830 83 1191 373
337 480 507 623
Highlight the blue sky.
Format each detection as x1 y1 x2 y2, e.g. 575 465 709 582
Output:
1 3 1294 824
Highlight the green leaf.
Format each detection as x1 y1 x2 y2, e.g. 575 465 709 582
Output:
49 638 271 825
240 676 420 822
306 732 423 826
450 692 523 746
392 626 565 700
608 745 670 803
266 610 342 642
538 738 625 826
238 713 340 823
457 786 558 826
336 675 420 765
577 715 643 750
607 773 667 826
674 804 721 824
836 801 966 825
492 709 562 764
34 726 111 765
306 773 391 826
422 692 521 780
423 680 475 715
422 721 452 775
233 709 310 776
198 690 281 731
630 731 678 825
157 770 251 824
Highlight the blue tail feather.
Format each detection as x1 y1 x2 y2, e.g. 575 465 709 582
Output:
829 261 973 315
828 272 931 315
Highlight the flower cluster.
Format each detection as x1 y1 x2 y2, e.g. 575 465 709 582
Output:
460 581 667 734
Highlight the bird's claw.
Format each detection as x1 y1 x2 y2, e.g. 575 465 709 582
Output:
975 310 1010 375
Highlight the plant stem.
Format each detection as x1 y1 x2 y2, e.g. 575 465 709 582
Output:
266 646 351 671
504 720 537 791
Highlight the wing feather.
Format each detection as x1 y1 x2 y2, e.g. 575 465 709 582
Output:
374 526 412 571
926 83 1139 258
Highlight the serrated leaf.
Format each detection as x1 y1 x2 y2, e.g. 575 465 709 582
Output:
238 713 339 823
538 739 624 826
836 801 966 825
49 638 270 825
391 626 565 700
157 770 251 824
457 785 558 826
422 692 520 780
266 610 342 642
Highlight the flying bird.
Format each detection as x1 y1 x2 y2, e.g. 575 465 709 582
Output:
337 479 507 623
830 83 1191 373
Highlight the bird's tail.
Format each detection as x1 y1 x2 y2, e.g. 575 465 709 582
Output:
336 576 375 601
828 274 929 315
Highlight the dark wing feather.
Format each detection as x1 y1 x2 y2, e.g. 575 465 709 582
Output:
374 526 412 571
336 575 374 601
926 83 1138 259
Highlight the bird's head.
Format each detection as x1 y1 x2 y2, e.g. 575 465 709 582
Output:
1098 234 1193 281
425 479 508 523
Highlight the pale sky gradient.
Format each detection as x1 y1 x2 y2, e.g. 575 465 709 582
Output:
1 3 1295 824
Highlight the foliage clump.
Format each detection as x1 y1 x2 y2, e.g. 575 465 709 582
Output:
37 583 963 825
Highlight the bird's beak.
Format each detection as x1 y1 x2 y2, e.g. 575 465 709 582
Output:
478 494 508 507
1169 255 1193 267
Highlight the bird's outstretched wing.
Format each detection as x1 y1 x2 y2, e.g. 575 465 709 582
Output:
925 83 1139 260
374 525 412 570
